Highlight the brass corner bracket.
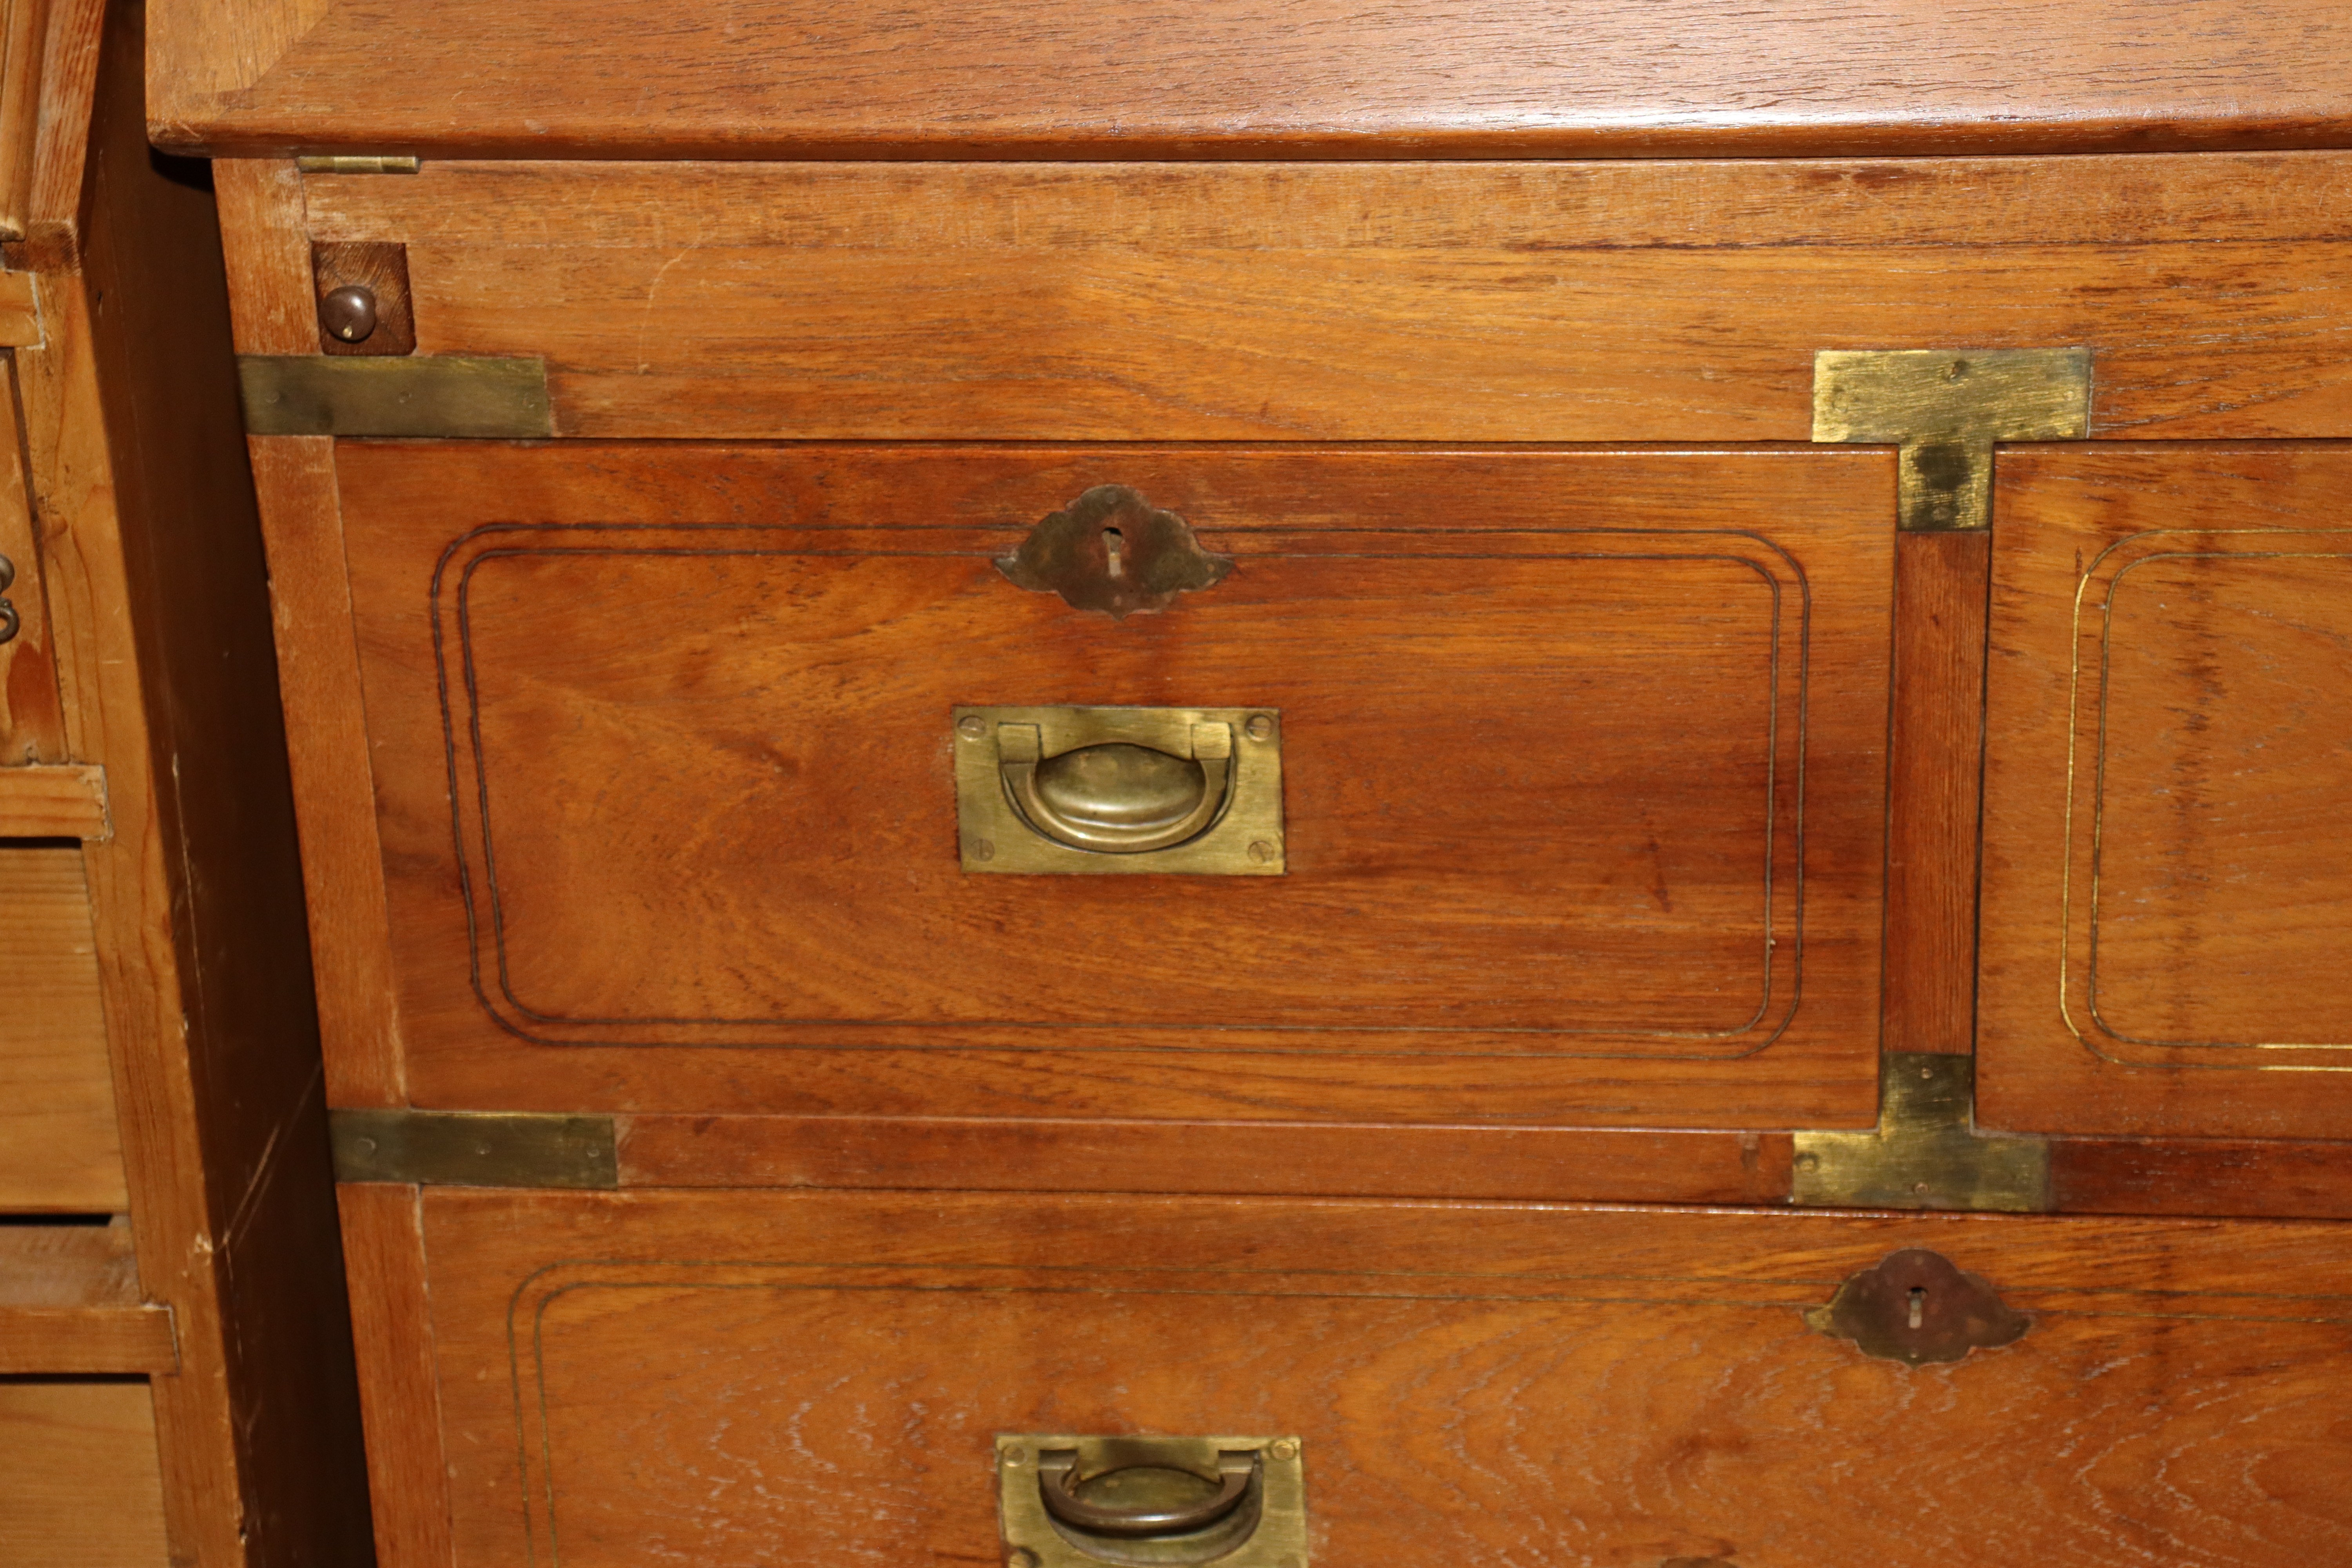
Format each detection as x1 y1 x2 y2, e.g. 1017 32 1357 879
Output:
1791 1054 2050 1213
1813 347 2090 532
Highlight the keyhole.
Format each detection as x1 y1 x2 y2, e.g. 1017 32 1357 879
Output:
1102 526 1125 579
1907 1286 1927 1330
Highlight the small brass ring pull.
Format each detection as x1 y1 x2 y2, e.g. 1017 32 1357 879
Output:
1037 1450 1255 1537
999 722 1233 854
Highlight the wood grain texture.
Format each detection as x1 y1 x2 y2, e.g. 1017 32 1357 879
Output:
4 0 98 271
216 158 401 1109
0 267 38 340
0 1216 175 1372
1980 444 2352 1140
284 157 2352 444
0 759 104 833
0 360 68 762
0 0 50 241
334 443 1889 1128
1882 531 1990 1055
0 846 123 1210
0 1379 169 1568
2053 1139 2352 1220
338 1183 452 1568
617 1117 1795 1206
68 10 370 1559
147 0 2352 160
414 1190 2352 1568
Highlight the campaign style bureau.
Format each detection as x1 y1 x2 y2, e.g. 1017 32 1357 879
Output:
156 4 2352 1564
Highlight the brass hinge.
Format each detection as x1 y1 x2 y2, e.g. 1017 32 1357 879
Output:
238 355 555 438
1813 347 2091 532
296 156 421 175
330 1109 619 1188
1791 1054 2051 1212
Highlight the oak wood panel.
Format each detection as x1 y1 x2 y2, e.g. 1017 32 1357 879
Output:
288 159 2352 444
2053 1139 2352 1220
1980 444 2352 1140
338 1184 452 1568
0 847 123 1210
1882 531 1990 1055
0 359 67 761
0 1379 169 1568
336 443 1889 1127
617 1117 1796 1206
0 1218 175 1374
147 0 2352 161
418 1190 2352 1568
0 760 105 833
216 158 402 1109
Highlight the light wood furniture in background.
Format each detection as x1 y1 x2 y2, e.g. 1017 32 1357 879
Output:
0 0 365 1563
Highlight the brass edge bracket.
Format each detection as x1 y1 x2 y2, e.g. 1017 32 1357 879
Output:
296 155 422 174
1791 1054 2051 1212
1812 347 2090 532
238 355 555 438
330 1109 619 1188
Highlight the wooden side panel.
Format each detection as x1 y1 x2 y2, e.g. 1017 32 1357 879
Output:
0 359 66 762
289 158 2352 444
1981 444 2352 1138
416 1191 2352 1568
0 1379 170 1568
337 1184 451 1568
147 0 2352 160
0 847 123 1210
338 443 1891 1128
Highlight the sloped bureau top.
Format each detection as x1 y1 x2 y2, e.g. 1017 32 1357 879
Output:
150 0 2352 160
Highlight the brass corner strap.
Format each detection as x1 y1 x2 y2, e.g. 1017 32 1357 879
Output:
330 1109 618 1188
238 355 554 438
1791 1054 2051 1213
1813 347 2091 532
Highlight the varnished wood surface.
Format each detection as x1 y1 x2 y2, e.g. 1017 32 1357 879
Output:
1882 532 1990 1055
1981 445 2352 1140
334 443 1889 1127
337 1183 452 1568
281 155 2352 443
0 1379 169 1568
0 847 124 1210
149 0 2352 160
2053 1139 2352 1220
0 760 106 833
217 158 403 1111
0 267 37 340
1 0 98 270
410 1190 2352 1568
617 1117 1796 1205
0 1218 176 1372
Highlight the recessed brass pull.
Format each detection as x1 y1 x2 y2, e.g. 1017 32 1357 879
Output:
955 706 1284 876
998 1435 1307 1568
1038 1447 1254 1537
1000 722 1232 854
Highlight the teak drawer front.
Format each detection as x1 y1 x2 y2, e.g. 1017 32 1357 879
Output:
294 156 2352 444
1981 445 2352 1140
339 445 1889 1126
390 1189 2352 1568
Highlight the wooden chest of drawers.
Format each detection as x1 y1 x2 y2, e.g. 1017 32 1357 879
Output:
157 4 2352 1564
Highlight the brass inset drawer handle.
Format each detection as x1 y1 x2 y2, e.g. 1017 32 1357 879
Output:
954 706 1285 876
997 1434 1307 1568
1037 1446 1254 1537
999 722 1232 855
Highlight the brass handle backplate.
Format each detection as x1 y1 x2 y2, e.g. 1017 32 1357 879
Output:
998 1434 1307 1568
955 706 1284 875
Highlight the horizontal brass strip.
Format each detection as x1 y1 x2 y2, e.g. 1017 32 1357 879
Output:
239 355 555 438
330 1109 618 1188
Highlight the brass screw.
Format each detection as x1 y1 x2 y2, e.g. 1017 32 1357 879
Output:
318 283 380 344
958 715 987 739
1793 1151 1820 1172
1248 840 1278 864
1245 714 1274 742
1269 1438 1299 1461
1008 1550 1041 1568
972 838 996 862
